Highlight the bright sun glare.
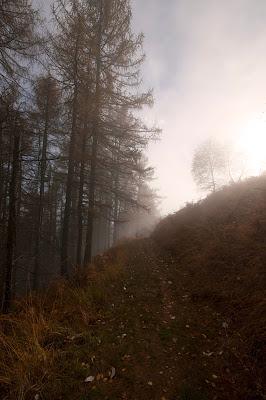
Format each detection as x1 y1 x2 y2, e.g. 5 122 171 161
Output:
235 115 266 176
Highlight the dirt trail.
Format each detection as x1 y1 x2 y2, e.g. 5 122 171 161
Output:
13 236 261 400
82 238 260 400
83 239 211 400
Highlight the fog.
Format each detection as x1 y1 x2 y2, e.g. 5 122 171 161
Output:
132 0 266 214
33 0 266 215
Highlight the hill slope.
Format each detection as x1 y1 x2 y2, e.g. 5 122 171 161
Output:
0 177 265 400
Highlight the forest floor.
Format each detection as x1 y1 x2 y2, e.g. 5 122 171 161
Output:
1 177 266 400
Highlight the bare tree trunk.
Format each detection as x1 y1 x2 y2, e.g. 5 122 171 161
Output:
1 149 11 226
76 134 86 265
13 155 22 297
113 137 120 245
113 191 119 245
208 155 216 193
61 33 80 276
2 127 20 313
48 171 58 254
84 132 97 264
0 122 3 218
107 208 111 249
84 1 103 265
33 92 50 290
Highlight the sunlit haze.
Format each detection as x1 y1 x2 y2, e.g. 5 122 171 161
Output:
235 114 266 175
132 0 266 215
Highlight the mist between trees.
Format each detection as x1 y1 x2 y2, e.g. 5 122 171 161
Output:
0 0 161 313
191 138 247 194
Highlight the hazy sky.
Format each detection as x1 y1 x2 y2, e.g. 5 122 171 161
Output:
36 0 266 215
131 0 266 214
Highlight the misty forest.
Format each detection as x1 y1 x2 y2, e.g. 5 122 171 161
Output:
0 1 265 400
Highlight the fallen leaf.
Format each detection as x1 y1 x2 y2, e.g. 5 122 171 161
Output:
110 367 116 379
85 376 95 383
203 351 213 357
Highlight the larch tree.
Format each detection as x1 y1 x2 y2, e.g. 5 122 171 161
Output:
0 0 40 312
83 0 154 265
0 0 40 87
1 89 24 313
51 0 91 276
0 0 160 311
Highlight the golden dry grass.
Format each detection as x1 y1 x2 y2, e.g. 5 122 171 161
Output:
0 249 126 400
0 177 265 400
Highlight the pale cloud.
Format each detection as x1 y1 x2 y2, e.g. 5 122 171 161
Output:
35 0 266 214
132 0 266 214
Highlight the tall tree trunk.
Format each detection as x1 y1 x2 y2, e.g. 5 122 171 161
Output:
0 122 4 219
33 92 50 290
84 1 103 265
2 127 20 313
60 33 80 276
84 133 97 265
76 133 87 265
113 138 120 245
1 147 11 226
13 155 22 297
49 175 59 258
113 191 119 245
107 208 111 249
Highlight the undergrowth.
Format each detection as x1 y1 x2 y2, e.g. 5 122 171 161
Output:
1 177 266 400
0 246 127 400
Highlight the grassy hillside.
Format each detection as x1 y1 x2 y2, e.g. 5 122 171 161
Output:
0 177 265 400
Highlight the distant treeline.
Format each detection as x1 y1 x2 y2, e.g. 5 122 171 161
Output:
0 0 160 312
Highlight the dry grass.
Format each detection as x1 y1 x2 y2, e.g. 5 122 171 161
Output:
153 175 266 398
1 177 266 399
0 247 127 400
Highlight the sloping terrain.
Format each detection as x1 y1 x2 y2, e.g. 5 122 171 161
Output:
0 177 265 400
